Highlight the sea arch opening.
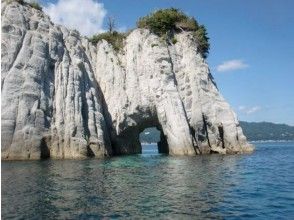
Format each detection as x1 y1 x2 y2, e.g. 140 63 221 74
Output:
139 127 161 155
110 114 169 156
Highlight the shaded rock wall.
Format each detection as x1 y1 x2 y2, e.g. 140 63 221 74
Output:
1 2 253 160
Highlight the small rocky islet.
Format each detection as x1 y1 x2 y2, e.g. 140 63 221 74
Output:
1 1 253 160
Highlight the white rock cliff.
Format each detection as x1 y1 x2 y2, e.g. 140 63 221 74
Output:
1 2 253 160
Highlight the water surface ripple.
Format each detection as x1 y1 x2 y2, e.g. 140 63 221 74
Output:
2 142 294 219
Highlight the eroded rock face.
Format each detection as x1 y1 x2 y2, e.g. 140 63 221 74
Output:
1 2 253 160
1 2 112 159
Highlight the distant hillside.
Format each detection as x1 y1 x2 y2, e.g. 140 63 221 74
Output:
140 122 294 143
239 121 294 141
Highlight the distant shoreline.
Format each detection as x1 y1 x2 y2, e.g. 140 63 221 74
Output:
141 143 157 145
249 140 294 143
142 140 294 145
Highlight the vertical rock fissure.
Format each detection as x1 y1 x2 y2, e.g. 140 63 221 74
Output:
42 55 56 129
208 72 218 89
202 114 212 150
193 62 214 153
166 43 178 86
9 97 20 153
166 44 200 154
189 127 201 154
78 63 91 140
218 124 225 149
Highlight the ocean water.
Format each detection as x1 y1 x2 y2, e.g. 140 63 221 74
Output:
2 142 294 219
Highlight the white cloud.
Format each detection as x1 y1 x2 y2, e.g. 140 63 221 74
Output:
44 0 107 36
238 105 246 111
216 59 249 72
246 106 261 114
238 106 261 114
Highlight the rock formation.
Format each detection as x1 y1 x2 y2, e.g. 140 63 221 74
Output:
1 1 253 160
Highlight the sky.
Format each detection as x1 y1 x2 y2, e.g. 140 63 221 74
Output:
36 0 294 125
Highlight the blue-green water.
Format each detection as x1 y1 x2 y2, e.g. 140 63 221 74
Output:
2 142 294 219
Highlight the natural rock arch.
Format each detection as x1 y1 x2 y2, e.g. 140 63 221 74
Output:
95 32 199 156
95 30 253 156
110 115 168 155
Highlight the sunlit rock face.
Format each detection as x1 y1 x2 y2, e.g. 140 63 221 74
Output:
1 2 253 160
1 2 112 159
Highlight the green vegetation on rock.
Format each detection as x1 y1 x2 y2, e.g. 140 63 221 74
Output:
193 25 209 58
137 8 210 58
137 8 198 34
240 121 294 141
89 16 127 52
89 31 126 52
88 8 209 57
171 37 177 44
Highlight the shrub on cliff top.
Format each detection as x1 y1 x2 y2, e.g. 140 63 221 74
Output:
137 8 198 35
193 25 210 58
137 8 210 58
89 31 126 52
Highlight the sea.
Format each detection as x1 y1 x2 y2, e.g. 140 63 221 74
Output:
2 141 294 219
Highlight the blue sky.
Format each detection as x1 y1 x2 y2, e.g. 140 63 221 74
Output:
39 0 294 125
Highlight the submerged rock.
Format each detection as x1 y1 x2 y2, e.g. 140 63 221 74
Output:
1 1 253 160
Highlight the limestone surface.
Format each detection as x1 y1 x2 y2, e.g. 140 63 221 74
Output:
1 1 253 160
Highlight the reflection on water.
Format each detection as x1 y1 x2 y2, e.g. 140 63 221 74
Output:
2 142 294 219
